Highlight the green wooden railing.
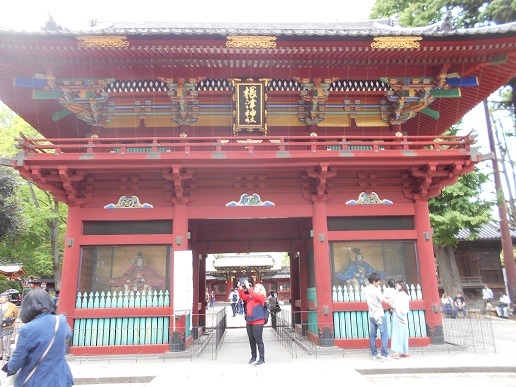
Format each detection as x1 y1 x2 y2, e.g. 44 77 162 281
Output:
75 290 170 309
72 317 169 346
333 310 427 339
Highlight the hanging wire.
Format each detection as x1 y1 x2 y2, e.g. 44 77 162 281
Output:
360 58 371 141
344 45 351 139
415 50 428 138
149 43 157 140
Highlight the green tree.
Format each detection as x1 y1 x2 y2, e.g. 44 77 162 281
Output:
0 105 67 286
370 0 516 28
429 170 493 297
0 167 25 242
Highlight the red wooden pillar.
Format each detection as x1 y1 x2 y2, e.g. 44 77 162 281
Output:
312 200 334 346
191 246 203 338
170 203 189 351
59 206 82 328
198 253 207 313
298 247 309 328
414 199 444 344
289 251 300 307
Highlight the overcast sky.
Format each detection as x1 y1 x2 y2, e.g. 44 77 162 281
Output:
1 0 377 30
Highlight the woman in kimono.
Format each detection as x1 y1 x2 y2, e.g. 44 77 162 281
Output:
390 280 410 358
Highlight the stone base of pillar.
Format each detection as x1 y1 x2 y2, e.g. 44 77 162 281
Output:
428 324 445 345
319 326 334 347
170 331 185 352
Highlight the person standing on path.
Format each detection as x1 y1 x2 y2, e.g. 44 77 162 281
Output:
267 290 280 329
0 292 18 361
209 291 215 309
363 272 392 362
390 280 410 358
237 280 267 366
229 289 239 317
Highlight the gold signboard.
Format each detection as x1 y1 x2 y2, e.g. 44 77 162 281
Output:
371 36 422 49
226 35 277 49
233 80 267 135
77 36 129 48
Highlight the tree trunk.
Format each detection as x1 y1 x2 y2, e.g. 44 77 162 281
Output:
435 244 463 298
28 182 62 290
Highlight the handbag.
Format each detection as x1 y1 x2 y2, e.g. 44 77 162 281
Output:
2 317 17 328
1 369 19 386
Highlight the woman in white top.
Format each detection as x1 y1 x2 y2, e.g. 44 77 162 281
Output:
441 293 453 317
390 280 410 358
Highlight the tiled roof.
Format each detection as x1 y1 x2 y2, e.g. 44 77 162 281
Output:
2 18 516 37
213 254 275 268
262 272 290 279
456 221 516 241
0 264 24 273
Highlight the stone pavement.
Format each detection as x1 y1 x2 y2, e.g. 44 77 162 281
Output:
68 305 516 386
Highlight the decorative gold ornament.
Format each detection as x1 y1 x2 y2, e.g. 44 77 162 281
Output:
77 36 129 48
371 36 422 49
226 35 277 48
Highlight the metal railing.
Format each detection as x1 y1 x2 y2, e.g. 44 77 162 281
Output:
441 309 496 353
61 306 495 362
189 308 227 360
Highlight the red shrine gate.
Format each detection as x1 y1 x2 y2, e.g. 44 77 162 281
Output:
1 16 515 355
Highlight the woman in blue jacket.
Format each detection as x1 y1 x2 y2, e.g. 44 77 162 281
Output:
237 280 267 366
2 288 74 386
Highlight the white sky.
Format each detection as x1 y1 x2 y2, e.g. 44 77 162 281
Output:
1 0 377 30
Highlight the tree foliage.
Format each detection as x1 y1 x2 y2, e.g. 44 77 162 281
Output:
429 170 493 246
0 105 67 280
0 167 25 242
370 0 516 28
0 277 22 293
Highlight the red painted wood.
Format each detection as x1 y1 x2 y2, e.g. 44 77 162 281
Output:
414 200 444 337
60 206 83 329
69 344 170 356
334 337 431 349
70 307 171 318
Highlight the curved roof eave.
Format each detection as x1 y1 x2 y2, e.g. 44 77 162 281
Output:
1 20 516 38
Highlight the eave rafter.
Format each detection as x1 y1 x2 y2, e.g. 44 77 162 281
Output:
162 165 197 204
381 64 478 125
18 165 91 204
57 166 92 204
405 159 475 200
295 77 338 125
302 162 337 202
159 77 204 126
18 72 116 128
233 174 266 189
